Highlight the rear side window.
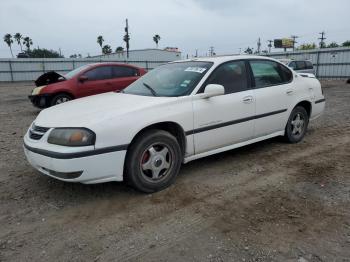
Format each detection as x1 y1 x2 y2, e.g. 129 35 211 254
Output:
305 61 313 69
112 66 138 78
296 61 306 70
84 66 112 81
206 61 248 94
250 60 290 88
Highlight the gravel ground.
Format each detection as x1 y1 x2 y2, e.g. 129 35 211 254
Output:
0 81 349 262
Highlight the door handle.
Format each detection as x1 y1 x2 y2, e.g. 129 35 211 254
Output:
286 89 294 95
242 96 253 104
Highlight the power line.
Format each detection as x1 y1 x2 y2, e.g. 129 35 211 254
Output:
319 31 326 48
291 35 299 51
209 46 214 56
123 18 130 58
267 40 273 53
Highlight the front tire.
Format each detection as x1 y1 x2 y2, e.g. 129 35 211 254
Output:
50 93 72 106
125 130 182 193
284 106 309 143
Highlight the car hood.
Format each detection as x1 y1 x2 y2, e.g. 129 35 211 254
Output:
34 92 176 128
35 71 66 87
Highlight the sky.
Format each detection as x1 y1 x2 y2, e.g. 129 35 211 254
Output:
1 0 349 58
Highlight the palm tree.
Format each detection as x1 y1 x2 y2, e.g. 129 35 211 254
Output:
102 45 112 55
97 36 104 54
153 34 161 48
23 36 33 51
14 33 23 51
3 34 14 58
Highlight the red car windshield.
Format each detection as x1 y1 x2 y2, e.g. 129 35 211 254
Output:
64 64 91 79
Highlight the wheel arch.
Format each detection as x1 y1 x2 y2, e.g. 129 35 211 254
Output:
294 100 312 118
127 121 187 158
52 91 75 99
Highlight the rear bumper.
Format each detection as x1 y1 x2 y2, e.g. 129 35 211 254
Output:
28 94 51 108
23 142 126 184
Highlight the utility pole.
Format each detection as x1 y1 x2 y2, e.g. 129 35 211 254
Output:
267 40 273 53
257 38 261 54
209 46 214 56
291 35 299 51
123 18 130 58
319 31 326 48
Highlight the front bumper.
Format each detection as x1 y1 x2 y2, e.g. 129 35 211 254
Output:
23 138 127 184
28 94 52 108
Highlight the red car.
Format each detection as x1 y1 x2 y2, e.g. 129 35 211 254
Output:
29 63 146 108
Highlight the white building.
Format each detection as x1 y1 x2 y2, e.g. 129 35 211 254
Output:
93 48 181 62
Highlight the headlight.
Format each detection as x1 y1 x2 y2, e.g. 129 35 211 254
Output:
48 128 95 147
31 86 46 95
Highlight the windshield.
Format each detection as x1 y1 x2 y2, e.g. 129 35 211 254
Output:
123 61 213 97
64 64 91 79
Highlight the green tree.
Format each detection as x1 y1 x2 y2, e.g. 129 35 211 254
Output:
327 42 339 48
97 35 104 54
153 34 161 48
297 43 317 50
115 46 124 52
3 34 14 58
26 48 63 58
14 33 23 51
23 36 33 51
342 41 350 47
102 44 112 55
244 47 253 54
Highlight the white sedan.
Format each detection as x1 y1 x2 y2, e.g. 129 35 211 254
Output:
24 56 325 192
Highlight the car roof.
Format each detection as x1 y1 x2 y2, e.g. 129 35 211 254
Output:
87 62 140 68
174 55 283 65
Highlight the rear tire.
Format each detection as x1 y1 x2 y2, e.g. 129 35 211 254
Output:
125 129 182 193
50 93 72 106
284 106 309 143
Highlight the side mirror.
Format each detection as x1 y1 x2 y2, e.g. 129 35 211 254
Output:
79 75 88 82
201 84 225 98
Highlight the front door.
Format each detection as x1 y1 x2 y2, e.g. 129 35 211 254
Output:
192 60 255 154
77 66 113 98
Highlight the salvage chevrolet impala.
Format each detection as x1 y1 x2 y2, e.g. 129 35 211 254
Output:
23 56 325 192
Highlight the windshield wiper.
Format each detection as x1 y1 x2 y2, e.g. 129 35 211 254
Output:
143 82 158 97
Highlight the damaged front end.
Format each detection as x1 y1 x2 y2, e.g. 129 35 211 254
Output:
29 71 66 108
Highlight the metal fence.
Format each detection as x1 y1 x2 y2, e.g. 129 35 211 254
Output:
0 58 171 82
265 47 350 80
1 47 350 81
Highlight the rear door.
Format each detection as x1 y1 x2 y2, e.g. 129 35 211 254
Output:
249 60 294 138
77 66 113 97
192 60 255 154
110 66 140 91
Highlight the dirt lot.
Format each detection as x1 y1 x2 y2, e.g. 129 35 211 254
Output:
0 81 349 262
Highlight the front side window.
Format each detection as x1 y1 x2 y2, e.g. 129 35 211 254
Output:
112 66 138 78
250 60 291 88
123 61 213 97
289 61 297 70
205 61 248 94
84 66 112 81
